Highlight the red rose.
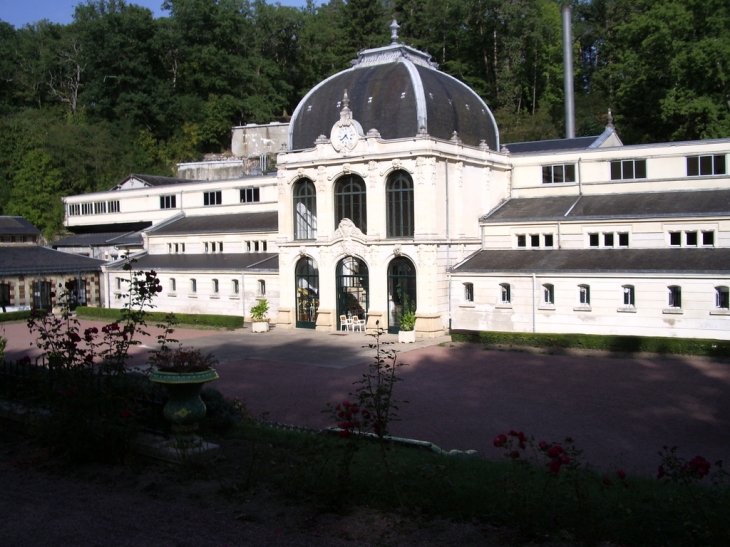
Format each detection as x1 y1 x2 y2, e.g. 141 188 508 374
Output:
548 460 561 474
547 445 564 458
509 450 520 459
538 440 548 450
493 434 508 448
617 470 626 480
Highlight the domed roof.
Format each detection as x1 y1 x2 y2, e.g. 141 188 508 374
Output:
288 41 499 151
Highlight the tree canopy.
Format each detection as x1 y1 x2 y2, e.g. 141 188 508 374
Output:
0 0 728 236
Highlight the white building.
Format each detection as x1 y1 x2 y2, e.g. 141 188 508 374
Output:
62 36 730 339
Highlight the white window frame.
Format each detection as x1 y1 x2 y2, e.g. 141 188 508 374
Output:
203 190 222 206
542 284 555 306
499 283 511 304
463 282 474 302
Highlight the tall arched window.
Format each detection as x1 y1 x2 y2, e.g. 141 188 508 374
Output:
334 175 367 233
386 170 414 238
293 178 317 240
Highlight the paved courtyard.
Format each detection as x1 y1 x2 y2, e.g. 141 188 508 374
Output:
3 319 729 475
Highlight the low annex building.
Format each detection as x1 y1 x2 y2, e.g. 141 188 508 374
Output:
1 216 104 312
60 32 730 340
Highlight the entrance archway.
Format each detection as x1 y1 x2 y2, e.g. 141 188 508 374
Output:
295 256 319 329
387 257 416 333
336 257 369 329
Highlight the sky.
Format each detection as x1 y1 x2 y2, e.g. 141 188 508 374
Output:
1 0 315 28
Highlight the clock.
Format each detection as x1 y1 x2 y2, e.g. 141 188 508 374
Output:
338 125 356 146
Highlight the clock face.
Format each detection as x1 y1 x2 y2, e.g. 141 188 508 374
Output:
338 125 356 146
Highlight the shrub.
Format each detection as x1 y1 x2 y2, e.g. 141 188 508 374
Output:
0 310 32 323
199 388 253 435
450 329 730 358
76 307 241 329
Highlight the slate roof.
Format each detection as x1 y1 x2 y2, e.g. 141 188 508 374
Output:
289 43 498 150
147 212 278 235
503 136 601 154
0 217 41 236
0 246 105 275
53 232 144 248
481 189 730 223
126 174 196 188
106 253 279 272
452 248 730 275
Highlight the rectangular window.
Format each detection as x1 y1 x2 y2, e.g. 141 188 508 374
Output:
211 242 217 252
702 231 715 246
212 279 219 294
687 155 726 176
610 159 647 180
685 231 698 246
669 232 681 246
262 241 267 252
218 242 223 252
190 279 197 293
160 195 177 209
204 242 209 253
170 278 176 292
579 285 590 305
589 233 599 247
81 203 93 215
500 283 511 304
618 233 629 247
203 191 222 206
623 286 635 307
668 286 681 308
258 279 266 296
107 201 120 213
530 234 540 247
94 201 107 214
543 284 554 305
604 233 614 247
542 164 576 184
232 279 240 294
246 241 251 252
68 204 80 216
464 283 474 302
240 187 260 203
254 241 260 251
115 277 121 290
517 235 526 248
716 287 729 309
0 282 10 308
544 234 554 247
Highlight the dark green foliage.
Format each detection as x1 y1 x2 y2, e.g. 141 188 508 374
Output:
1 1 728 236
450 329 730 358
199 387 252 435
76 306 242 329
0 311 33 323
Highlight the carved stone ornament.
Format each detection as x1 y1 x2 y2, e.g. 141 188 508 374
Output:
315 134 330 144
417 125 429 137
277 169 286 195
342 163 351 175
393 244 402 257
455 161 464 188
368 161 378 188
479 139 490 150
316 166 327 192
333 218 364 242
297 167 305 178
450 131 462 143
298 246 307 258
366 128 381 138
416 156 436 186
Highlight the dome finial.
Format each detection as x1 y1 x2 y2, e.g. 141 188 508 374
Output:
607 108 614 128
390 19 400 44
342 89 350 109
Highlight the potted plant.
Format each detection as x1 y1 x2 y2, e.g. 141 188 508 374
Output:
398 309 416 343
149 348 219 447
250 298 270 333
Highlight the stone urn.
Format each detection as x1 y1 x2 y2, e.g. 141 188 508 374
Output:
150 369 219 447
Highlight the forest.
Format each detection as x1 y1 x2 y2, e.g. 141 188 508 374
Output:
0 0 728 237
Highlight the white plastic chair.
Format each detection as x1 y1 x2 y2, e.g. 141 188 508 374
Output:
339 315 351 331
353 318 365 332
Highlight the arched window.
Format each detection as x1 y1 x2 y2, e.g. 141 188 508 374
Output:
293 178 317 240
500 283 511 304
334 175 367 233
386 171 414 238
716 286 729 309
387 257 415 333
295 256 319 329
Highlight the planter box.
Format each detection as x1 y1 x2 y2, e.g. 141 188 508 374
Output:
398 329 416 344
251 321 270 333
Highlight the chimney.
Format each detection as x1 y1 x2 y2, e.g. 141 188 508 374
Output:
562 4 575 139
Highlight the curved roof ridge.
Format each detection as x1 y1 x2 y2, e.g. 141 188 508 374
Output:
398 57 427 134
